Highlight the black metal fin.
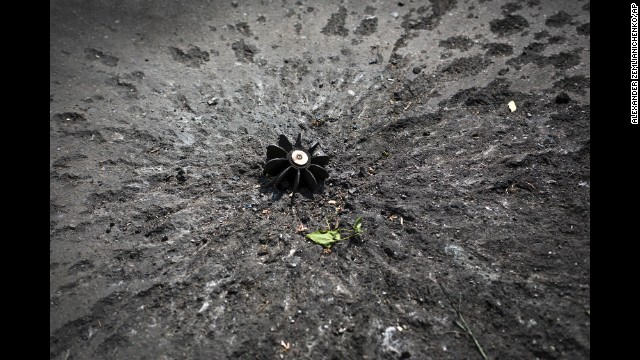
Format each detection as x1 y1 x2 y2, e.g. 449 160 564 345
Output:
308 142 319 155
264 158 289 175
311 155 329 166
295 133 302 148
278 134 293 151
301 168 317 190
267 166 292 188
266 145 288 160
309 164 329 180
292 169 300 193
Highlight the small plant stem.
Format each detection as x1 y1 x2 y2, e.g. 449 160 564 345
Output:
437 280 489 360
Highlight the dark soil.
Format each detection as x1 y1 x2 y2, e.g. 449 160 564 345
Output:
483 43 514 57
169 46 210 68
50 0 590 359
489 14 530 36
545 11 574 28
355 17 379 37
439 36 475 51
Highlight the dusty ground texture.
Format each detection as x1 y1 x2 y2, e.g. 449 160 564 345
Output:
50 0 590 358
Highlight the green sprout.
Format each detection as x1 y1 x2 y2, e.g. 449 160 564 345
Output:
305 217 363 250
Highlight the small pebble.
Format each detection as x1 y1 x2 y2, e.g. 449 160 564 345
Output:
555 92 571 104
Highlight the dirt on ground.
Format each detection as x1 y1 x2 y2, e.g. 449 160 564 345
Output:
50 0 590 358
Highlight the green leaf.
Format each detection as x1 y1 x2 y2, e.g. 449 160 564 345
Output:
306 230 341 248
353 217 363 235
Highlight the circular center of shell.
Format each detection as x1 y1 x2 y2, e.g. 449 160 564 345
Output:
291 150 308 166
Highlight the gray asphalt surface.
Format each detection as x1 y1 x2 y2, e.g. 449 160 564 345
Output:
51 1 590 358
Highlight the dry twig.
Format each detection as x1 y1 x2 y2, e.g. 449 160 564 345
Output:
437 280 489 360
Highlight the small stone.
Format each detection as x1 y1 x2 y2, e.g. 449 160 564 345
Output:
412 67 422 74
176 169 187 182
555 92 571 104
